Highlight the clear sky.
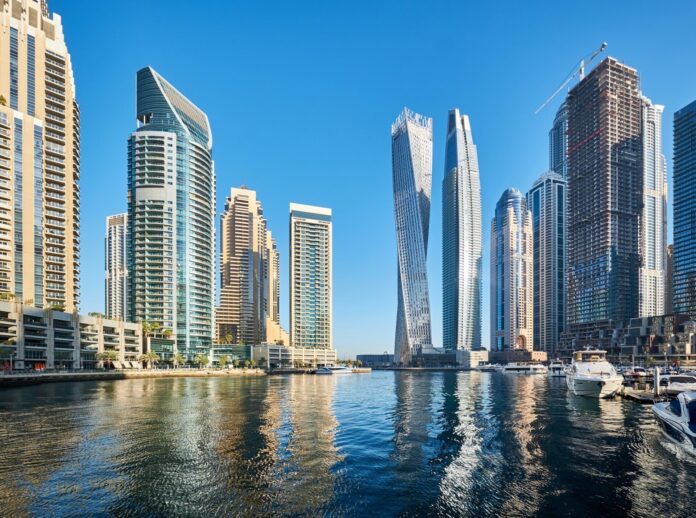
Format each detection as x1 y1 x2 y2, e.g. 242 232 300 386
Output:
58 0 696 358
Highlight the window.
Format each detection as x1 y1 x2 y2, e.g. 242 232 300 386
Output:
669 398 682 417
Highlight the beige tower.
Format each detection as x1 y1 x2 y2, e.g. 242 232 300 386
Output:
0 0 80 311
217 187 284 344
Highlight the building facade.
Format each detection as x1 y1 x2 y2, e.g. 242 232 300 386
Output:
0 0 80 311
639 97 667 317
526 171 566 355
105 213 127 319
442 108 482 351
565 57 642 326
490 188 533 351
549 101 568 178
665 244 673 315
0 300 142 370
289 203 332 349
391 108 433 365
126 67 215 358
673 100 696 316
217 187 284 345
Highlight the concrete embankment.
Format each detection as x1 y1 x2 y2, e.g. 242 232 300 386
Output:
0 369 266 388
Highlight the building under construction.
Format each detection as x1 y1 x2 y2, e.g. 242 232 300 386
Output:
564 57 643 336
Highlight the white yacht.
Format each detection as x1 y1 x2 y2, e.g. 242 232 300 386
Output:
566 349 623 398
502 362 548 374
476 364 503 373
652 392 696 456
665 375 696 396
315 366 352 375
548 359 566 377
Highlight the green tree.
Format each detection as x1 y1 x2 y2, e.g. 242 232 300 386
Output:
233 359 240 369
162 329 173 339
224 333 233 344
218 354 230 369
171 352 185 368
88 312 105 318
249 359 256 369
96 350 119 368
243 359 251 369
194 354 209 368
139 350 160 369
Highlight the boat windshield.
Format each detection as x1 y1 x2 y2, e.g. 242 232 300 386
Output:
671 376 696 384
688 400 696 425
670 399 682 417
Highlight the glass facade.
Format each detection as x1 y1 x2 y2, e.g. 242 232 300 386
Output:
33 124 43 306
13 118 22 300
442 109 482 351
391 108 433 365
673 100 696 315
127 67 215 357
549 101 568 178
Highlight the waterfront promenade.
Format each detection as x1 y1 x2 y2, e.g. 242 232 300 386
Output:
0 368 266 388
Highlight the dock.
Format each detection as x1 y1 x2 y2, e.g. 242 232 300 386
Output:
619 386 668 404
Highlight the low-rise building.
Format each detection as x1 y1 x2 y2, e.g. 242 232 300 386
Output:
252 344 337 369
0 301 142 371
356 354 394 367
209 344 252 366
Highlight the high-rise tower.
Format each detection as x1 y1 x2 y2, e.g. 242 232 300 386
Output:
127 67 215 359
566 57 642 326
442 109 482 351
391 108 433 366
549 101 568 177
105 213 127 319
526 172 566 355
490 188 533 351
673 100 696 315
289 203 332 349
639 97 667 317
0 0 80 311
218 187 283 345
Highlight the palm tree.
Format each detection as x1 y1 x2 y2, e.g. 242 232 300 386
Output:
139 350 160 369
218 354 230 369
224 333 233 344
96 350 118 369
171 352 185 368
194 354 209 369
243 359 251 369
162 329 173 339
249 359 256 369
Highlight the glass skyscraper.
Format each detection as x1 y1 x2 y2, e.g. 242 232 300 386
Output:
549 101 568 178
105 213 127 320
490 188 533 351
127 67 215 359
442 109 482 351
0 0 80 312
391 108 433 366
526 172 565 355
289 203 332 349
673 100 696 315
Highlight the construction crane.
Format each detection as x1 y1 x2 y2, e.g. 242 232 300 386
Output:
534 42 608 114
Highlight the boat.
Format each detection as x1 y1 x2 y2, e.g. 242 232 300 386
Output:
476 364 503 372
315 366 353 375
548 359 566 377
502 362 548 374
566 349 624 398
652 391 696 456
665 375 696 396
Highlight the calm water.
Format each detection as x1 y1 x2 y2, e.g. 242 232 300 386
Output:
1 371 695 517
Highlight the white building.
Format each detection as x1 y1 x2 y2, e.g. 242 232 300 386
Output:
639 97 667 317
289 203 332 349
252 344 336 369
105 213 127 319
442 109 482 351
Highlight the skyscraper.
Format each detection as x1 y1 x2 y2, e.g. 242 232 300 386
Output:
566 57 642 326
105 213 127 319
490 188 533 351
127 67 215 359
673 100 696 315
639 97 667 317
442 108 482 351
217 187 283 345
289 203 332 349
549 101 568 177
526 172 566 355
391 108 433 366
0 0 80 311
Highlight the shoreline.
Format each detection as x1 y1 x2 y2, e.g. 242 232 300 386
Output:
0 368 266 388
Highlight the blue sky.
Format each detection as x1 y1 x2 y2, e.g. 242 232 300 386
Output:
59 0 696 358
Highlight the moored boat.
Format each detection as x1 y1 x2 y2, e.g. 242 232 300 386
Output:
665 375 696 396
476 364 503 372
548 359 566 377
502 362 548 374
566 349 623 398
315 366 352 375
652 391 696 456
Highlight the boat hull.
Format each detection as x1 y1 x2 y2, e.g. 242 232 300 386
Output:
652 405 696 456
566 376 623 398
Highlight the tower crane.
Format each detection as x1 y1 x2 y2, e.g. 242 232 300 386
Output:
534 42 608 114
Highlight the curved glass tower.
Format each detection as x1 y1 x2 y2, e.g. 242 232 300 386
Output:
127 67 215 359
443 109 482 351
391 108 433 365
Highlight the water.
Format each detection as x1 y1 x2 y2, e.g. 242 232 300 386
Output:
1 371 695 517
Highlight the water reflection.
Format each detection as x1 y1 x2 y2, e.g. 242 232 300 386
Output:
1 372 696 516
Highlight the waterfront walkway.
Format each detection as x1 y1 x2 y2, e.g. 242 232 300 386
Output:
0 368 266 388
